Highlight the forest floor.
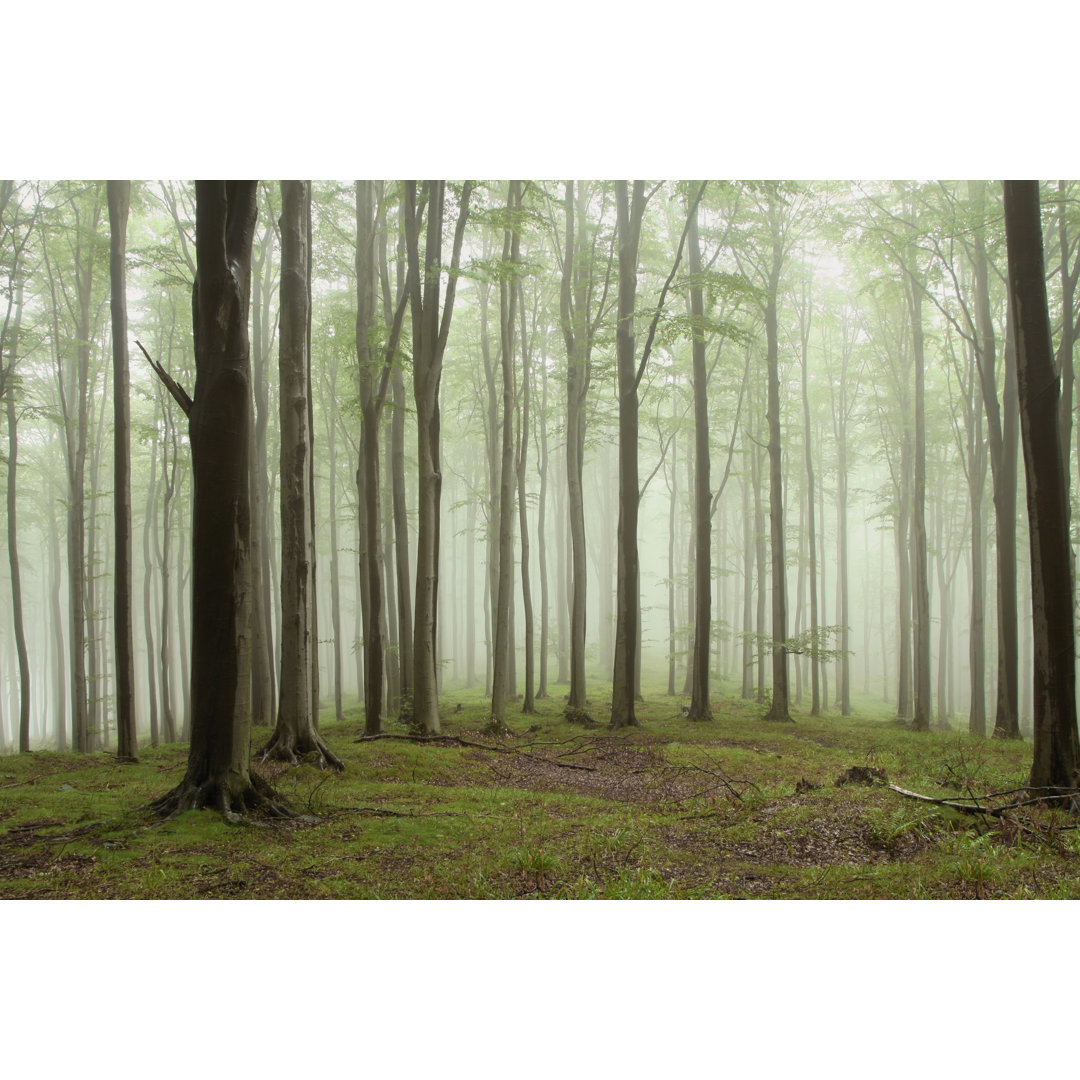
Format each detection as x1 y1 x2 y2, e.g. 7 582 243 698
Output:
2 682 1078 899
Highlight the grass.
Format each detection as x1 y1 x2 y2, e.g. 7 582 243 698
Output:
2 679 1078 899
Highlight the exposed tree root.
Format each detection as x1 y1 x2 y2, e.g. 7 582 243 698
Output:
259 728 345 772
150 770 294 822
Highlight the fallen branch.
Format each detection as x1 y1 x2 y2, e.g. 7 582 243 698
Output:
136 339 193 416
354 730 598 771
888 784 1078 816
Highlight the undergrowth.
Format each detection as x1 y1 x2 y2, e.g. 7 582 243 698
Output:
1 682 1075 899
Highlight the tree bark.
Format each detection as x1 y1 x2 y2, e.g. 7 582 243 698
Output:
610 180 645 729
107 180 138 761
762 192 792 723
404 180 473 735
908 260 932 731
1003 179 1080 793
491 181 522 727
687 200 712 721
262 181 341 769
152 180 294 816
2 275 30 752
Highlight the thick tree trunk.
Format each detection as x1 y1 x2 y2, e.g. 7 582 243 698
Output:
263 181 341 769
154 180 292 817
108 181 138 761
1003 180 1080 793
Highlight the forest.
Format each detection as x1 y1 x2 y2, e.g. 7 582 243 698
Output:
1 176 1079 907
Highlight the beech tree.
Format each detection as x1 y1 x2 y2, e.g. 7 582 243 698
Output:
152 180 289 817
262 180 341 769
403 180 473 735
1003 179 1080 794
107 179 138 762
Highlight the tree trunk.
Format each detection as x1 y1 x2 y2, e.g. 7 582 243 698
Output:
762 200 792 723
404 180 472 734
561 181 592 718
908 259 932 731
610 181 645 729
1003 179 1080 793
356 179 386 735
107 180 138 761
3 277 30 752
153 180 291 817
249 222 276 727
687 201 712 721
516 271 536 715
262 181 341 768
491 182 522 727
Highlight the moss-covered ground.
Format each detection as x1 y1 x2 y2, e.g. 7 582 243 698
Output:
2 679 1078 899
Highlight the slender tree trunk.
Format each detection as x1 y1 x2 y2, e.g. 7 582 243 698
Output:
687 202 712 721
909 267 932 731
611 181 645 729
896 432 913 721
3 279 30 752
516 271 536 715
799 302 819 716
250 222 276 725
263 181 341 768
404 180 472 734
1003 180 1080 792
762 214 791 722
561 181 592 717
741 456 754 699
491 182 521 727
536 356 550 699
107 181 138 760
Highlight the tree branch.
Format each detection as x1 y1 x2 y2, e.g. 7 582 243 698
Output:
135 339 192 416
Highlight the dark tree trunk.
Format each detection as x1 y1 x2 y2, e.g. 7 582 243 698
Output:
108 180 138 761
154 180 292 817
1003 179 1080 793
